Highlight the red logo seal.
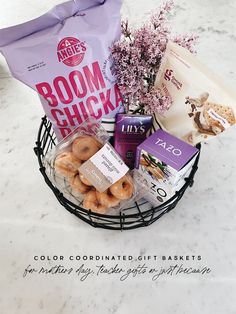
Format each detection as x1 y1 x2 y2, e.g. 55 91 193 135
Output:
164 69 173 81
57 37 86 67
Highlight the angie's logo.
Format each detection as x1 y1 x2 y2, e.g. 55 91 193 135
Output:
57 37 86 67
164 69 173 81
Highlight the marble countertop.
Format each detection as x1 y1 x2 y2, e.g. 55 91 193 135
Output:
0 0 236 313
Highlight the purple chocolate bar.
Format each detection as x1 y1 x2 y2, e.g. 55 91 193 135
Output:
114 114 152 169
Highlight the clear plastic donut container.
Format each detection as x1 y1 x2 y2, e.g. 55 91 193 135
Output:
44 119 145 215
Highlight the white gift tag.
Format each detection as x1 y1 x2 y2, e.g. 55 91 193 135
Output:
79 143 129 192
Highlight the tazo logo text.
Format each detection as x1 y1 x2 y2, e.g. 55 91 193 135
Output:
57 37 86 67
151 182 167 203
164 69 182 90
155 138 182 156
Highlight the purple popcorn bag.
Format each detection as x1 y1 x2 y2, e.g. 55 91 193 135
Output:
0 0 123 139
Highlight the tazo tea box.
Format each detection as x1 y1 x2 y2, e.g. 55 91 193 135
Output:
114 114 152 169
135 129 199 204
79 143 129 192
154 41 236 145
136 171 190 205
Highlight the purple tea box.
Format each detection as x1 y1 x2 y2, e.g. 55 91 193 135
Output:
136 167 192 205
135 129 199 204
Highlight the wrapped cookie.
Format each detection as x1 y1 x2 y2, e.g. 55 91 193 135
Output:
154 41 236 145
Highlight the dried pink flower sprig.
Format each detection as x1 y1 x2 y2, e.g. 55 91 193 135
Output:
111 0 198 114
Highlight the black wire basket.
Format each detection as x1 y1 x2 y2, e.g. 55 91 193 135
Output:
34 116 201 230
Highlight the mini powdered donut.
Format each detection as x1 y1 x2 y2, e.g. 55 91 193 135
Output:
96 190 120 208
83 190 107 214
110 175 134 200
72 136 102 161
70 174 91 194
54 151 82 177
79 173 93 186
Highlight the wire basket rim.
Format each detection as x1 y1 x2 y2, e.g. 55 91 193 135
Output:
34 116 200 227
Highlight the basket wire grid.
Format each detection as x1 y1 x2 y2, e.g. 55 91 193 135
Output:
34 116 200 230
